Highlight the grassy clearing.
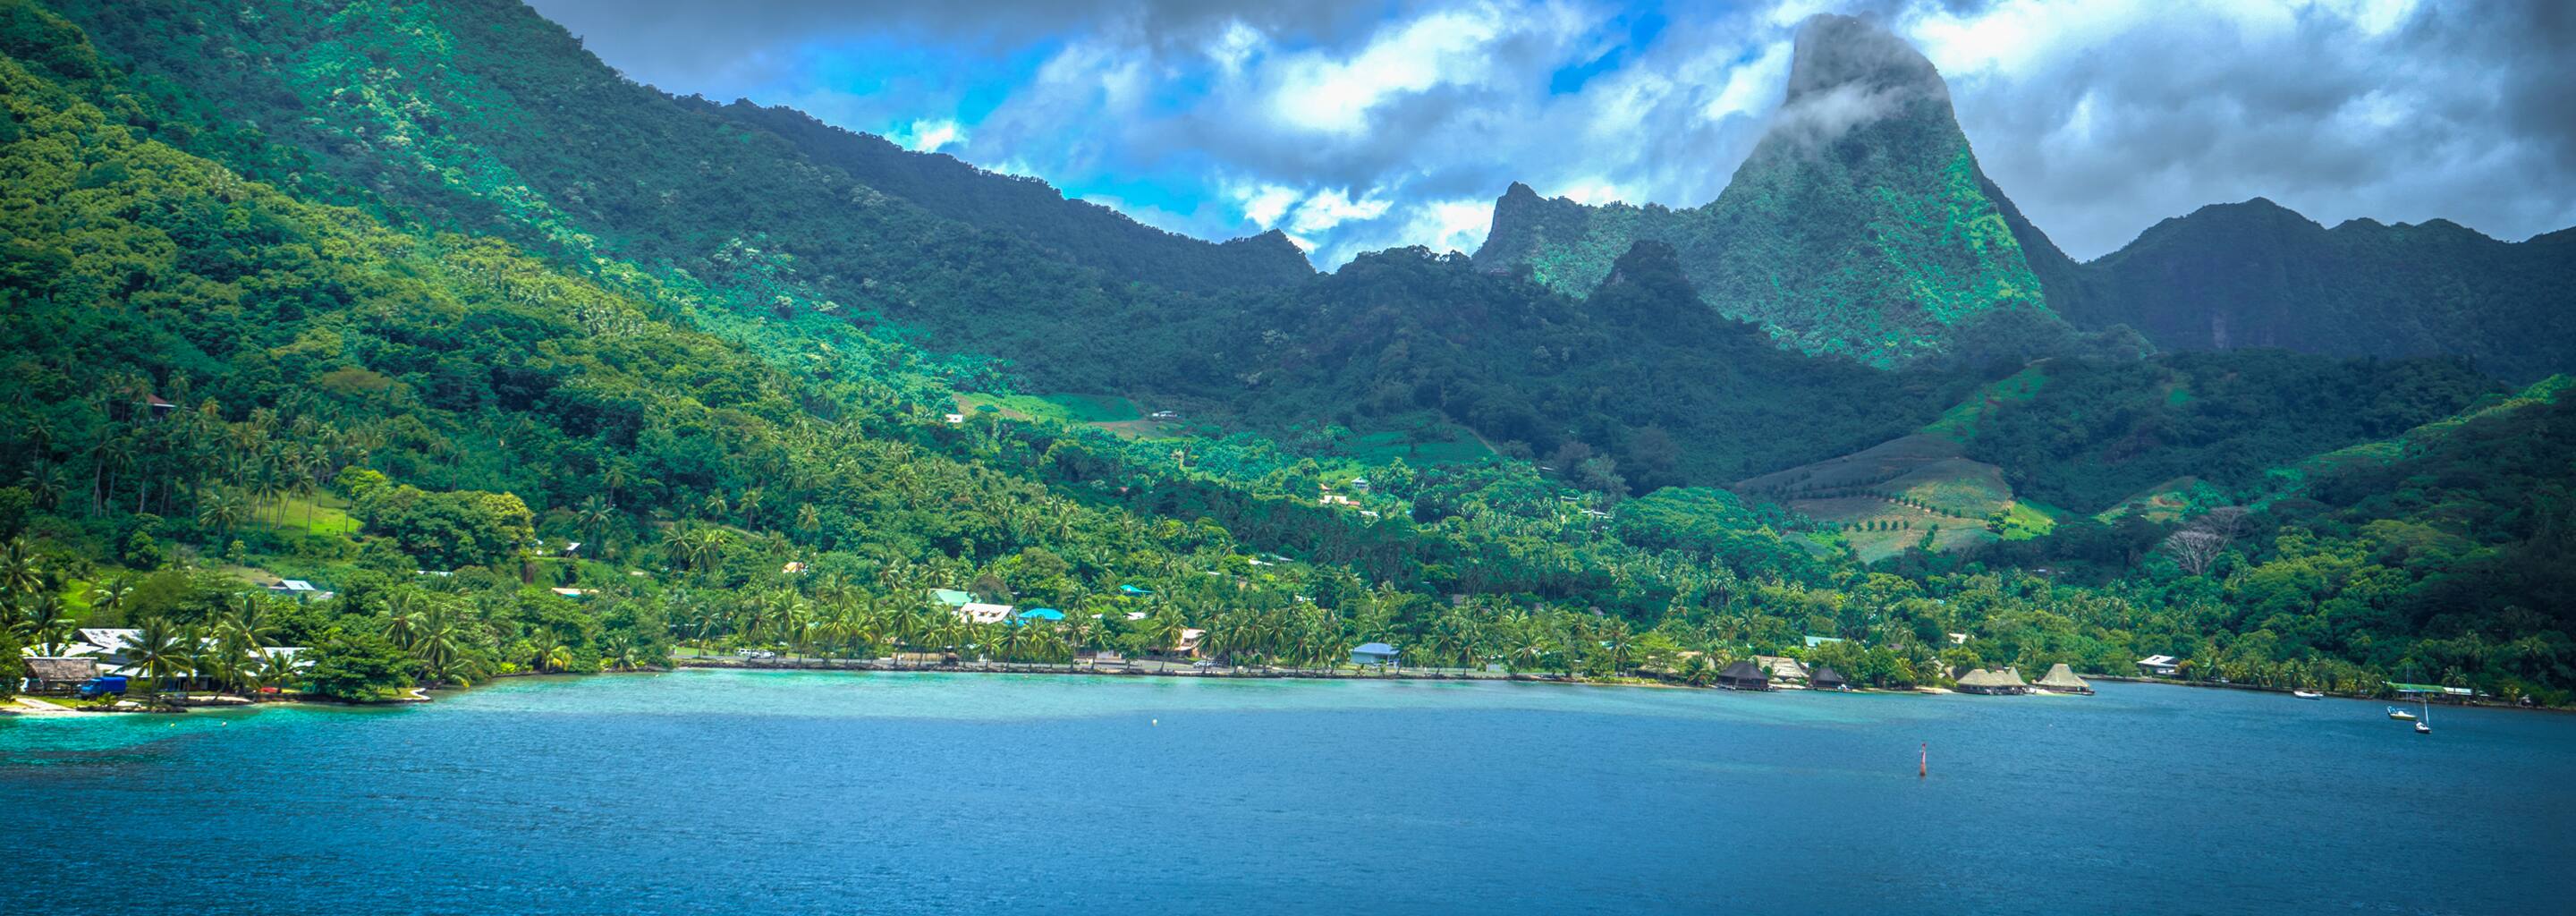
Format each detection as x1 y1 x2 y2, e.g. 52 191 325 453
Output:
1919 363 2048 442
241 493 362 539
957 392 1184 439
1343 428 1493 465
1995 500 2059 540
2095 476 2226 523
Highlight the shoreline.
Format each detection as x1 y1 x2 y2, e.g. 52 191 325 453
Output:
660 657 1938 695
17 662 2559 717
2084 673 2563 713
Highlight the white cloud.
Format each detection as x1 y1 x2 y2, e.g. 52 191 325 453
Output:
1208 20 1265 76
541 0 2576 268
1286 188 1394 233
1230 182 1303 228
1267 6 1510 134
890 118 966 152
1406 199 1496 254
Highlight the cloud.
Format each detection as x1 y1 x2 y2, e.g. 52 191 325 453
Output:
529 0 2576 267
888 118 967 152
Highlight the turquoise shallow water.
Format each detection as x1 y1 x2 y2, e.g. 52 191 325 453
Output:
4 671 2570 914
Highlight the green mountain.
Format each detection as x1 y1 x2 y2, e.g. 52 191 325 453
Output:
2050 199 2576 381
704 101 1314 293
38 0 1282 397
6 0 2575 704
1474 14 2068 367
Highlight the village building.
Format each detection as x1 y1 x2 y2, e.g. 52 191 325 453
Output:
23 657 99 693
1955 667 2030 695
267 579 336 601
929 589 973 606
2135 655 2182 677
1014 608 1063 623
1757 655 1809 685
1175 628 1207 657
1809 665 1851 691
2035 663 2094 695
957 603 1014 625
1350 642 1401 667
1716 659 1772 691
1803 635 1846 649
74 629 142 667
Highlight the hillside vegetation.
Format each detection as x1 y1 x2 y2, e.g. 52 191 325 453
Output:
3 0 2572 707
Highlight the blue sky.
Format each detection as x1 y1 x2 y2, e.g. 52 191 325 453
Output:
533 0 2576 268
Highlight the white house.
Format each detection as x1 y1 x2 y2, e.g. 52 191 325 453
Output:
957 603 1015 624
2136 654 2182 677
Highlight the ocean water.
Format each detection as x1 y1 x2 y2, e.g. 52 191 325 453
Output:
3 670 2569 915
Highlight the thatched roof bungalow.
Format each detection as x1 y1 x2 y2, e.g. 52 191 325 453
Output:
1756 655 1809 683
1717 659 1771 691
1809 665 1851 691
1954 667 2029 695
24 657 97 691
2035 663 2093 694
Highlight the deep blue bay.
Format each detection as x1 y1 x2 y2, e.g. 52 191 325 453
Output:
4 671 2571 915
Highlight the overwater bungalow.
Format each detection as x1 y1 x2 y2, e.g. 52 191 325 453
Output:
2035 663 2093 695
1716 659 1771 691
1954 667 2030 695
1809 665 1851 691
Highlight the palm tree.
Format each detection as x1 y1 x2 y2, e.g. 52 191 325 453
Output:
0 535 43 604
197 489 248 539
124 618 194 694
1063 613 1102 668
16 591 77 656
250 647 302 700
996 621 1033 671
89 577 133 620
528 631 572 674
20 460 69 512
574 496 617 556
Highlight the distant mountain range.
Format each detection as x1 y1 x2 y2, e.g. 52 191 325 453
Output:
34 0 2562 496
2040 199 2576 381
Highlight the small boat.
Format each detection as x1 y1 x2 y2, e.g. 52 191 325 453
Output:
2415 720 2431 734
2387 707 2417 721
2415 698 2432 734
2292 691 2324 700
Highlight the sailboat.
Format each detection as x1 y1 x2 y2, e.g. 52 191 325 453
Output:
2415 697 2431 734
2292 690 2324 700
2386 705 2417 721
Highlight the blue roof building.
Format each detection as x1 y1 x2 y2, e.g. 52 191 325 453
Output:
1017 607 1064 622
1350 642 1401 667
1119 584 1153 597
